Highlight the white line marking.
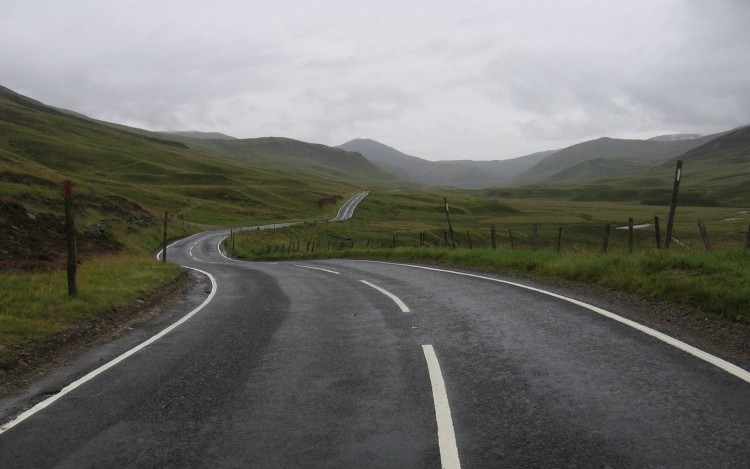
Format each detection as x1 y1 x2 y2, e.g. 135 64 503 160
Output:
360 280 410 312
294 265 340 275
216 236 239 261
422 345 461 469
360 260 750 385
0 267 218 435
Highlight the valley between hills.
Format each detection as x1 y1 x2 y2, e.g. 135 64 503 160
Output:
1 83 749 382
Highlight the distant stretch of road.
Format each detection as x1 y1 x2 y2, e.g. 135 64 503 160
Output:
330 190 370 221
1 191 749 467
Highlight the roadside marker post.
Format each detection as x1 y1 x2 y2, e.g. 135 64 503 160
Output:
664 160 683 249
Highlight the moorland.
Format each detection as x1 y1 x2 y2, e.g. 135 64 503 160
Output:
1 84 749 377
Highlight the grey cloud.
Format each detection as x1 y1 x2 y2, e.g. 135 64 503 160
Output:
2 0 749 160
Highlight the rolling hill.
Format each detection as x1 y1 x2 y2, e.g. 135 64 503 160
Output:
0 85 368 268
486 125 750 207
176 136 401 187
509 133 729 185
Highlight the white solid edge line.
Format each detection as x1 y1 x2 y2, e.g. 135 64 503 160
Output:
0 267 218 435
360 280 410 312
360 260 750 385
216 236 237 261
294 265 340 275
422 345 462 469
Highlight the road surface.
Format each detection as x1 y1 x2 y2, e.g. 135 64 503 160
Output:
1 194 749 467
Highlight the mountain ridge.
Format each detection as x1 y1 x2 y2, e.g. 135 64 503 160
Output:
338 139 552 188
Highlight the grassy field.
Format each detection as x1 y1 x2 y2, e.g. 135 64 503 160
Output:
0 255 181 369
231 189 750 253
231 190 750 322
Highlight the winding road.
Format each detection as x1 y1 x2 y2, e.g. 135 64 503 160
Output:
1 191 749 467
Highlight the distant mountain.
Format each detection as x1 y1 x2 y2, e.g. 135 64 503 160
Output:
338 139 432 176
165 130 237 140
648 134 702 142
675 125 750 163
422 151 555 188
510 133 728 185
338 138 553 188
603 125 750 206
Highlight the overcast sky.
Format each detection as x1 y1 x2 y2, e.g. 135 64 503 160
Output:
2 1 749 161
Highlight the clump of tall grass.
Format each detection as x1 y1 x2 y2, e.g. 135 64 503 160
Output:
0 255 182 359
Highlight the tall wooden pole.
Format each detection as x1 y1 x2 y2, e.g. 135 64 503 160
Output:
444 197 456 249
628 218 634 253
697 218 712 252
162 211 168 263
654 216 662 249
64 181 77 296
602 224 611 253
664 160 683 249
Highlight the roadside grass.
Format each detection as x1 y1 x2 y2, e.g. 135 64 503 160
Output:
231 190 750 323
234 244 750 323
0 255 182 367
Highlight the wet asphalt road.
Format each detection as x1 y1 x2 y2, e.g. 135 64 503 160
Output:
1 204 749 467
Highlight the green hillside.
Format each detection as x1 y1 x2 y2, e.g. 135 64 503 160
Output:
0 85 363 269
486 126 750 207
167 135 403 187
510 134 725 185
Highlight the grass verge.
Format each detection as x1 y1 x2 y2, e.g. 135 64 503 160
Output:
0 254 182 369
233 242 750 323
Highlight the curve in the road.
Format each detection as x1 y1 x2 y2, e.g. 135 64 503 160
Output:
2 191 372 435
359 260 750 385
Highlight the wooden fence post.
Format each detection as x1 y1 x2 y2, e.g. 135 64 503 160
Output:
491 225 497 250
664 160 683 249
654 216 662 249
162 211 168 263
532 224 539 251
697 218 712 252
64 181 77 296
557 227 562 252
444 198 456 249
602 224 611 253
628 218 634 253
745 223 750 252
466 230 473 249
508 229 515 250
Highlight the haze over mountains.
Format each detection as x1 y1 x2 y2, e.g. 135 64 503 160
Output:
339 131 738 188
2 84 750 205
